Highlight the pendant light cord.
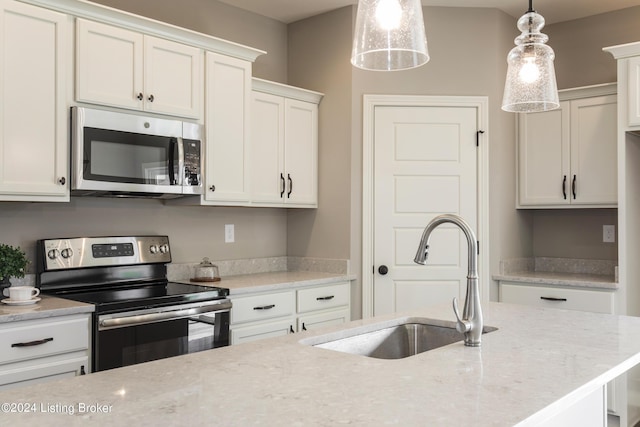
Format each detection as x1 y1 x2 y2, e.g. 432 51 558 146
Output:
527 0 534 13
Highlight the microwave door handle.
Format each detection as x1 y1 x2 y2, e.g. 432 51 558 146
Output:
168 137 178 186
177 137 185 187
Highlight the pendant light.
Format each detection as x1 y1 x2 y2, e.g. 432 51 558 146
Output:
351 0 429 71
502 0 559 113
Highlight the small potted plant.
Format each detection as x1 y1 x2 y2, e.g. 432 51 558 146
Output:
0 244 28 295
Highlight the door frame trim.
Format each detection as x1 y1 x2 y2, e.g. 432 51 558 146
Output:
361 95 490 318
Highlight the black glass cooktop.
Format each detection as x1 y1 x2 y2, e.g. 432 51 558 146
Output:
50 282 229 314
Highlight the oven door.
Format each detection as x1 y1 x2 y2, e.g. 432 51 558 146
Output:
94 300 230 372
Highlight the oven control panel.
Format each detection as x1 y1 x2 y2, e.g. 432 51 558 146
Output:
39 236 171 270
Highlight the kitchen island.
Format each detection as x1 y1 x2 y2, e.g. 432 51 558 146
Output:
2 302 640 426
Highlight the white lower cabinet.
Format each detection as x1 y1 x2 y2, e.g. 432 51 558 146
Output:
499 281 619 415
230 282 351 345
0 313 91 391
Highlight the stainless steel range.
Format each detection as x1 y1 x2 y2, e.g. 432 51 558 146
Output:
36 236 231 373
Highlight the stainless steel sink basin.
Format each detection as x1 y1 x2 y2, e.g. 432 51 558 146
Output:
309 321 497 360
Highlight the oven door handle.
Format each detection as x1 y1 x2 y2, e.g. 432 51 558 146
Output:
99 301 231 330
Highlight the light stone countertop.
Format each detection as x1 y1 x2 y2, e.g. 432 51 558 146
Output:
493 271 618 290
0 295 94 323
176 271 356 295
2 302 640 426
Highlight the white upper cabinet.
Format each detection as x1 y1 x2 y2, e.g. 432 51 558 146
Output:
0 0 70 202
628 57 640 127
250 79 322 208
76 19 203 119
517 84 617 208
203 52 252 205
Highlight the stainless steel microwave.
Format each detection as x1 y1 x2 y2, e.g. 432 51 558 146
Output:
71 107 202 198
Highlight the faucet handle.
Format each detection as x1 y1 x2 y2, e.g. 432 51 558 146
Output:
452 297 471 334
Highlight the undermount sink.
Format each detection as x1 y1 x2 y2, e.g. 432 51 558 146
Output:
306 319 497 360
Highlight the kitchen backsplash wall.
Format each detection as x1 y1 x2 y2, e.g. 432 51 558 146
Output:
532 209 618 260
0 197 288 273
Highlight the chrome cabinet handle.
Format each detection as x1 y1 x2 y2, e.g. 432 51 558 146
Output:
253 304 275 310
12 337 53 347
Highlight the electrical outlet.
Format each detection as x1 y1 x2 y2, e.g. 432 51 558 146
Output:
225 224 235 243
603 225 615 243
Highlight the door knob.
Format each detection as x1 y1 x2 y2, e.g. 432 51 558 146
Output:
378 265 388 275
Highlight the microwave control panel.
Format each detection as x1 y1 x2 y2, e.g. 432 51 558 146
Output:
183 139 201 187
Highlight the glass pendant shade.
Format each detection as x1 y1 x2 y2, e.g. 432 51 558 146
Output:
502 9 559 113
351 0 429 71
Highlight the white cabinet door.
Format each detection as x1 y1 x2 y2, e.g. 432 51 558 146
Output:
297 308 350 332
203 52 251 204
518 102 570 206
0 0 69 201
77 19 202 119
518 91 617 208
628 56 640 126
230 318 294 345
76 19 143 110
284 99 318 207
569 95 617 205
250 91 285 204
0 355 88 391
143 36 202 118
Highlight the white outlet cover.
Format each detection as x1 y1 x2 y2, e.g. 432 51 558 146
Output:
603 225 615 243
225 224 235 243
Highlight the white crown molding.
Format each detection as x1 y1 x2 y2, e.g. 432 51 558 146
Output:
559 82 617 101
252 78 324 104
604 41 640 60
18 0 266 62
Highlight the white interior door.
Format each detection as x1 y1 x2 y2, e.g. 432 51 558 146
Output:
373 105 478 315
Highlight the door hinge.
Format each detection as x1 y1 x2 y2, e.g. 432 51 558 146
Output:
476 130 485 147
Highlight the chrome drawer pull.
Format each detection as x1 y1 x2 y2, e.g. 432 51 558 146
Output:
540 296 567 302
316 296 335 301
253 304 275 310
11 337 54 348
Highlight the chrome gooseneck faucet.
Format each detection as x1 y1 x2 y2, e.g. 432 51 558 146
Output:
414 214 483 347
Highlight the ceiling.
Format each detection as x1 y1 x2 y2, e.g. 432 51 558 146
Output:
218 0 640 25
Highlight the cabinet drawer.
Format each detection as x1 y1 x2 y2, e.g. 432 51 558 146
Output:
297 282 350 313
500 283 614 314
0 316 90 365
231 291 295 324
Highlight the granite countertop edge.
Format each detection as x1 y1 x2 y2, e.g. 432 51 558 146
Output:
493 272 618 290
176 271 357 295
0 295 95 324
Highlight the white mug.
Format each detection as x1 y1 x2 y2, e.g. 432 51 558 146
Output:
8 286 40 302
